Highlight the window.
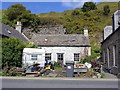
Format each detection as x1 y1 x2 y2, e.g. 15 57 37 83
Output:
74 53 80 61
113 45 116 66
45 53 51 61
57 53 64 61
31 54 38 60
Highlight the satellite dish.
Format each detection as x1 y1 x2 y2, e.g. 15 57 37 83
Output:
85 62 92 69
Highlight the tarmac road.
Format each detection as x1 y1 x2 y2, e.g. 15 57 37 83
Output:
1 77 119 89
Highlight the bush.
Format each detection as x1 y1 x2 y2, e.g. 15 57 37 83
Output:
54 62 60 67
103 5 110 15
2 70 8 76
84 12 90 17
8 67 16 76
83 56 95 63
71 10 80 16
79 59 85 64
2 67 24 76
2 38 36 69
80 53 99 64
82 2 97 12
54 61 62 70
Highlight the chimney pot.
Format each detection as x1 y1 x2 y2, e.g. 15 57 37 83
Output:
16 21 22 33
84 27 88 37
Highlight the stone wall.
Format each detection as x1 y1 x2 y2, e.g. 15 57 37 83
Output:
101 27 120 73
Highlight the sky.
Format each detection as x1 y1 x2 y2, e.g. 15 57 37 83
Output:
2 2 77 14
1 0 119 14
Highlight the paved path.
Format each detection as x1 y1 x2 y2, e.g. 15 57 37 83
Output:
103 71 117 79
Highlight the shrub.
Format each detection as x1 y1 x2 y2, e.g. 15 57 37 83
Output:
2 38 36 69
54 62 60 67
71 10 80 16
103 5 110 15
82 2 97 12
54 61 62 70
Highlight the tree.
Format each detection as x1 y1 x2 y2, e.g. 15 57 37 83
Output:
6 4 26 21
103 5 110 15
2 4 39 28
17 11 33 27
82 2 97 12
2 38 36 68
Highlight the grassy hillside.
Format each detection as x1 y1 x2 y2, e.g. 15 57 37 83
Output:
0 10 3 22
38 2 118 33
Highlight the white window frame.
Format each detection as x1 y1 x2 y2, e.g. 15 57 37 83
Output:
57 53 64 61
45 53 51 61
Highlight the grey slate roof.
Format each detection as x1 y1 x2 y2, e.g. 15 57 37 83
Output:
0 23 29 42
31 34 90 47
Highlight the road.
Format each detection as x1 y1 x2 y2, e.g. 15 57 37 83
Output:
1 77 119 88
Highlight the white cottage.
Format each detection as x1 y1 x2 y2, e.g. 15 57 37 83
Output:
22 28 91 67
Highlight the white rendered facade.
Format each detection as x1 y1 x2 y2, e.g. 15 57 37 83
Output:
41 46 91 64
22 46 91 67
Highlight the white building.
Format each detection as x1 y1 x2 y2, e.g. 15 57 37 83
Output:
22 28 91 67
22 48 45 67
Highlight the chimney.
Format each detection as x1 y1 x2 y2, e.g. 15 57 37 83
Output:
84 25 88 37
16 21 22 33
112 10 120 32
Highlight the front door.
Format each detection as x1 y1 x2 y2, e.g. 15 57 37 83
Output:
57 53 64 65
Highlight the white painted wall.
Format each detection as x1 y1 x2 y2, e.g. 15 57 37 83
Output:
22 47 91 67
42 46 91 64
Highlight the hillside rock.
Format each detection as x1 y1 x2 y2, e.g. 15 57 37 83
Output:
22 25 66 39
